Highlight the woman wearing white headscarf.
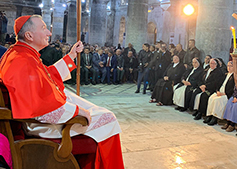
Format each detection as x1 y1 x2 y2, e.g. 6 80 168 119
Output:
204 61 234 125
173 57 203 112
191 58 224 120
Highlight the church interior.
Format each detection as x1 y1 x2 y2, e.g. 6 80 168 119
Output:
1 0 237 169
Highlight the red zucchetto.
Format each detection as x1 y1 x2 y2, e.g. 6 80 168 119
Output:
14 15 31 36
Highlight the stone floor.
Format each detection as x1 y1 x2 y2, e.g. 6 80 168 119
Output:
66 83 237 169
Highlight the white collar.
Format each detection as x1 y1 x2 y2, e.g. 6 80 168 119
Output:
173 62 179 67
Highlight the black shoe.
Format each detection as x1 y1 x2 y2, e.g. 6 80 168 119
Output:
102 81 106 84
92 81 96 85
135 90 140 93
203 115 212 123
175 106 182 110
80 82 85 85
107 82 112 85
208 116 218 126
85 82 90 85
179 108 187 112
194 112 202 120
192 111 198 116
143 90 146 94
113 82 118 85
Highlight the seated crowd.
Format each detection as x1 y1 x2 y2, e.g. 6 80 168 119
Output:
146 39 236 133
1 16 236 168
39 42 139 85
40 38 237 133
173 58 236 131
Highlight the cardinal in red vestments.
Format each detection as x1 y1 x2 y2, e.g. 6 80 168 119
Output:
0 15 124 169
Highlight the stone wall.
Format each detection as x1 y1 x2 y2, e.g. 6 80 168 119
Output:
0 5 17 34
126 0 148 51
89 0 109 46
0 3 40 35
51 0 66 42
148 5 163 44
113 2 127 47
196 0 233 63
106 0 116 46
66 0 77 44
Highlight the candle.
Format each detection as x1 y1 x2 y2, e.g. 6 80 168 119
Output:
231 26 236 49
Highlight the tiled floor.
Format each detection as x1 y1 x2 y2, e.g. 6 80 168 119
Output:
66 83 237 169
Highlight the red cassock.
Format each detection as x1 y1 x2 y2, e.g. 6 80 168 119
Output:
0 41 124 169
0 41 72 119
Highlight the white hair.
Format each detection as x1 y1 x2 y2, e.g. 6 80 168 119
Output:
16 15 42 41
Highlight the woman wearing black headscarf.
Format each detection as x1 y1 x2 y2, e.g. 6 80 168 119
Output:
149 55 185 106
217 58 227 74
191 58 224 120
173 57 204 112
205 61 235 125
203 55 212 70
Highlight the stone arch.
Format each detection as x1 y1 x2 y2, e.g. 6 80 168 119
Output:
118 17 126 45
147 22 157 45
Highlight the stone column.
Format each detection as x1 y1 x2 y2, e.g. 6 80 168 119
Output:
106 0 116 46
81 13 89 42
66 0 77 44
126 0 148 51
195 0 233 63
51 0 65 41
89 0 109 46
16 5 23 18
41 0 52 30
161 10 172 44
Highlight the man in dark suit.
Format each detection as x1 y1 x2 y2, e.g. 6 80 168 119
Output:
116 49 124 84
92 48 107 84
81 47 96 85
89 46 95 55
124 51 138 83
147 45 157 91
155 41 162 52
123 43 136 58
149 44 160 85
105 50 117 85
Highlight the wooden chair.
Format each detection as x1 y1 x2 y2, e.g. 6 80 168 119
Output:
0 83 90 169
